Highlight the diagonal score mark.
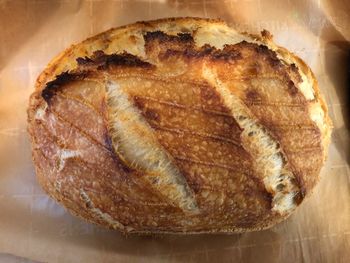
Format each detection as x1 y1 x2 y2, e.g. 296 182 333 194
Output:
202 65 300 215
105 80 198 212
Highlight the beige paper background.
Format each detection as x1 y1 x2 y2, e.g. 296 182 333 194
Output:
0 0 349 262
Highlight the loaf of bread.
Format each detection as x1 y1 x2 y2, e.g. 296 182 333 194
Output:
27 17 332 234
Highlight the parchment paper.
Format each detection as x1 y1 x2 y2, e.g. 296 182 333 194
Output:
0 0 349 262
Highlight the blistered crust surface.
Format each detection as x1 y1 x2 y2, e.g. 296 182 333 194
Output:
28 17 331 234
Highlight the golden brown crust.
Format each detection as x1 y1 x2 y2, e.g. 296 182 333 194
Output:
27 17 332 234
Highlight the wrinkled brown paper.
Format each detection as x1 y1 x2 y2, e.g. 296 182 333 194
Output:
0 0 349 262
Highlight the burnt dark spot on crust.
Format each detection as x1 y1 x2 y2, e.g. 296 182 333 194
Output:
264 192 274 209
290 63 298 73
268 57 283 69
231 41 305 100
160 49 182 60
245 90 260 101
199 85 236 115
287 80 299 96
200 85 220 101
76 56 93 65
144 31 196 60
160 48 209 60
293 189 305 205
183 46 209 58
212 46 242 61
77 51 154 70
178 32 194 42
144 109 160 122
41 71 88 103
198 44 216 55
133 97 160 123
261 29 273 40
243 42 283 69
144 31 194 44
145 30 249 63
160 44 242 63
133 96 145 108
288 63 303 84
97 52 152 69
252 42 268 54
292 172 306 204
188 181 201 194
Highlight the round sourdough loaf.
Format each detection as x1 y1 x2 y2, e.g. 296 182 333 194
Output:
27 17 332 234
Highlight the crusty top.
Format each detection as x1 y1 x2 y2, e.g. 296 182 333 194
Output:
27 17 332 234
